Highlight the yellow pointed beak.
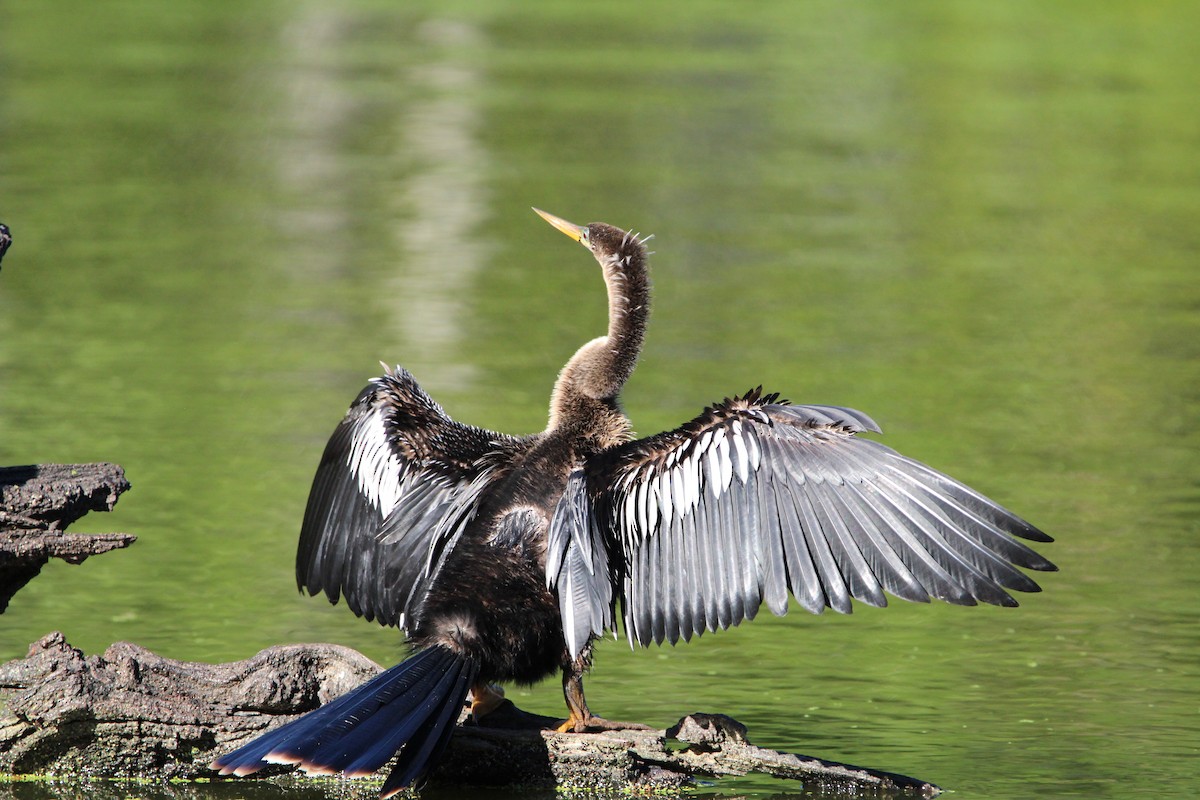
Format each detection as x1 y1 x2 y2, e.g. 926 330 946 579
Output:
533 207 586 243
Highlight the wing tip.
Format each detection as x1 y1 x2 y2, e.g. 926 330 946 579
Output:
1017 526 1055 544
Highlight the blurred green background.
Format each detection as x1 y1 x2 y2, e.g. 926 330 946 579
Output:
1 2 1197 799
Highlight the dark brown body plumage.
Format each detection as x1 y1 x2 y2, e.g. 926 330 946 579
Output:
412 435 587 685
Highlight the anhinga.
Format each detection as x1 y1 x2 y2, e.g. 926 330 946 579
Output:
212 209 1055 796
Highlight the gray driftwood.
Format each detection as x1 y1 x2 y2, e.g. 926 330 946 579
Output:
0 463 135 612
1 632 939 796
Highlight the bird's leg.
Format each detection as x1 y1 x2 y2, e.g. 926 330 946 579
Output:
555 668 593 733
469 682 507 721
556 665 653 733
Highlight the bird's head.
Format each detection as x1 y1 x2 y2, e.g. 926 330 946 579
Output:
532 208 647 275
534 208 652 412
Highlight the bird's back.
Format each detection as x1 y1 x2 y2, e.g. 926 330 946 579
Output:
409 434 587 682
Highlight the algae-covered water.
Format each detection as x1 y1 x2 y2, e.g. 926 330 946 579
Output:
2 2 1198 799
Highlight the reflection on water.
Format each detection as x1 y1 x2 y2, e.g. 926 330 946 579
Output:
1 3 1197 800
388 18 489 392
275 5 357 252
0 778 883 800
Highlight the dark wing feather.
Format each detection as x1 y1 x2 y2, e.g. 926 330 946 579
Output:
572 388 1056 650
297 366 522 630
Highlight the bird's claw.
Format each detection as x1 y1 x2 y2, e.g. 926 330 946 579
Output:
554 714 654 733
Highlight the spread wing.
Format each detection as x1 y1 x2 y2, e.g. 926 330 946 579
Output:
297 366 522 630
546 468 616 659
548 388 1055 656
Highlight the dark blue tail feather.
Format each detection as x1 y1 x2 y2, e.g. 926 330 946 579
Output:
381 664 474 796
211 647 476 792
314 660 464 774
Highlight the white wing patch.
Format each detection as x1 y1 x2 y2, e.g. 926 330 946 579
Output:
347 405 405 516
617 419 765 548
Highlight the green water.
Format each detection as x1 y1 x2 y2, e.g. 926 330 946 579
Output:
2 2 1197 798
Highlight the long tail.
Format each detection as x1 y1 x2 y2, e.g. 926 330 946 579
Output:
211 646 476 796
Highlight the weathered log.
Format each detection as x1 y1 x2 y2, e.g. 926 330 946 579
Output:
0 463 134 612
1 633 939 796
0 463 130 530
0 632 377 780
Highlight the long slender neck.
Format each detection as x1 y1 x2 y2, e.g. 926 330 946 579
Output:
548 236 651 434
593 245 650 395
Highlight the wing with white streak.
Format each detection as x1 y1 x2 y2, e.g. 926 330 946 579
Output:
574 388 1056 650
546 468 615 659
296 366 522 630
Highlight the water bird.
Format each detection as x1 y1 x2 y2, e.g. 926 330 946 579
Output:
212 208 1055 795
0 223 11 270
